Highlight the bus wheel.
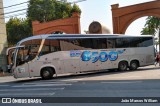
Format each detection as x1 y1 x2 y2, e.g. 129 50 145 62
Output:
129 61 138 70
41 67 54 80
118 61 128 71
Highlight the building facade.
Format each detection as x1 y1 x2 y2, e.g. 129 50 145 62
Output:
0 0 8 71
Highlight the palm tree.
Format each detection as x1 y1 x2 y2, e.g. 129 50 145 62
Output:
141 16 160 35
141 16 160 51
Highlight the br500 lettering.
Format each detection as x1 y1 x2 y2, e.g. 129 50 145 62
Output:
81 51 118 63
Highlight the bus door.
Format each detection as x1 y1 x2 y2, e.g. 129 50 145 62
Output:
26 44 41 77
15 47 30 78
64 51 80 73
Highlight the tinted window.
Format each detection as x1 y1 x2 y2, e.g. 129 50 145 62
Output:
55 37 153 51
100 39 107 49
60 39 86 51
139 37 153 47
80 39 93 49
81 38 108 49
116 38 130 48
129 37 141 47
106 38 116 48
41 39 60 55
129 37 153 47
92 39 107 49
60 38 109 50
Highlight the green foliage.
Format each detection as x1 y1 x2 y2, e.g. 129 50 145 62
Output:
6 18 32 46
27 0 80 22
71 4 81 14
141 16 160 35
141 16 160 50
6 0 82 45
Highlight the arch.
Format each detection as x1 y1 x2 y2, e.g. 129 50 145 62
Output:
32 12 81 35
111 0 160 34
123 13 160 34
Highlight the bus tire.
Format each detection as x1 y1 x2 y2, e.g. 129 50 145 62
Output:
129 61 138 70
118 61 128 71
41 67 54 80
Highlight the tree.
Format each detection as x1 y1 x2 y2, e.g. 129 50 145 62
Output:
6 0 82 45
27 0 76 22
6 18 32 46
71 4 81 14
141 16 160 51
141 16 160 35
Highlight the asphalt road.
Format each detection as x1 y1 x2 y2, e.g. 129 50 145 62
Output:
0 65 160 106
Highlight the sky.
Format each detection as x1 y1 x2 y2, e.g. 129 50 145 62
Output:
2 0 157 36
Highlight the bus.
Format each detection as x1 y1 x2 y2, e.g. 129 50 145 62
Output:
11 34 155 79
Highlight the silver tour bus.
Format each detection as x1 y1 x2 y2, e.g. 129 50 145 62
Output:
11 34 155 79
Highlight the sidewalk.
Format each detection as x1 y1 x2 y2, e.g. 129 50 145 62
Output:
0 72 33 83
139 65 160 70
0 76 15 83
0 72 12 77
0 75 39 83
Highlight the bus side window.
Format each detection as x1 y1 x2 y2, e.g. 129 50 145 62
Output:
107 38 115 49
60 39 88 51
50 40 60 52
100 39 107 49
116 38 130 48
41 39 60 55
92 39 107 49
80 39 93 49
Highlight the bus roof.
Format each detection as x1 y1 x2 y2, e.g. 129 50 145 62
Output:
17 34 153 45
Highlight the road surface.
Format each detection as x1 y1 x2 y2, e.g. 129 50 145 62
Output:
0 65 160 106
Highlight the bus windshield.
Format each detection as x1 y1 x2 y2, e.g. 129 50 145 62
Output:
15 39 41 66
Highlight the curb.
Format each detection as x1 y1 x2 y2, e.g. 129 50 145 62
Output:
0 72 12 77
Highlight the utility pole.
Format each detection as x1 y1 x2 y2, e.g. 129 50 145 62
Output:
0 0 8 72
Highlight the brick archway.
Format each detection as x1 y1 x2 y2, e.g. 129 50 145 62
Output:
111 0 160 34
32 12 81 35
